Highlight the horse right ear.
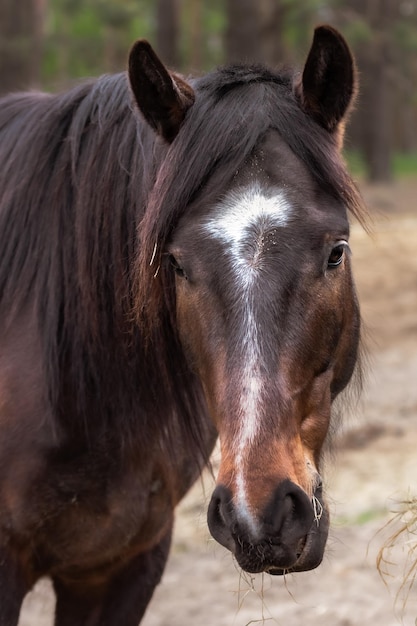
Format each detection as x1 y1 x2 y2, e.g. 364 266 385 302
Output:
128 40 195 143
296 25 356 136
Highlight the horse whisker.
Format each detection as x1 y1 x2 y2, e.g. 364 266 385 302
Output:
312 495 324 526
149 242 158 266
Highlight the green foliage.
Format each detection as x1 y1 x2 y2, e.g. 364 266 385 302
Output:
344 150 367 178
345 150 417 179
341 17 373 47
42 0 227 82
393 153 417 177
42 0 154 85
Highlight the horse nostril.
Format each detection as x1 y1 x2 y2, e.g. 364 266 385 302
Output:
207 485 235 551
266 480 315 539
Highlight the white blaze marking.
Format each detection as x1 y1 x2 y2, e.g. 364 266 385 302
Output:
205 185 292 534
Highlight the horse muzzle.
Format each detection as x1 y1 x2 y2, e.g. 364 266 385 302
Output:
207 480 329 574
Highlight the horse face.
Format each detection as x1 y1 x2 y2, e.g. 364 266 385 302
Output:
130 25 360 575
168 131 360 574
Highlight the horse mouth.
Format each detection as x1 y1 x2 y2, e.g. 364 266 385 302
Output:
264 535 309 576
269 519 331 575
233 518 328 576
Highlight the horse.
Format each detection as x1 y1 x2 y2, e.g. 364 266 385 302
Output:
0 25 366 625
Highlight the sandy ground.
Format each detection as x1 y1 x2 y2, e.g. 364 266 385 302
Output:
19 180 417 626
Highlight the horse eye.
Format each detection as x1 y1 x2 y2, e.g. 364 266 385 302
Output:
169 254 186 278
327 243 346 268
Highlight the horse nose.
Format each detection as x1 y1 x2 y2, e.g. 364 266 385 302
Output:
207 480 316 572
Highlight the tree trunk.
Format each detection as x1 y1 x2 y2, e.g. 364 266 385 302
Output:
360 37 393 182
0 0 45 94
156 0 180 68
259 0 287 66
225 0 261 63
343 0 397 182
188 0 203 71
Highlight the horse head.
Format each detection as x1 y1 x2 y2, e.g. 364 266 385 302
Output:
129 26 362 575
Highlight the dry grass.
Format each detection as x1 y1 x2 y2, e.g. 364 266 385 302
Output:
377 496 417 613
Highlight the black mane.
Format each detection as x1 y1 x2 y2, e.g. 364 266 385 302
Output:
0 74 162 444
0 62 366 453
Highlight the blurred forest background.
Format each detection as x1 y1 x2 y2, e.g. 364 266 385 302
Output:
1 0 417 182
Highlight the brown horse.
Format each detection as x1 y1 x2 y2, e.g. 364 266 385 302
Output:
0 26 366 625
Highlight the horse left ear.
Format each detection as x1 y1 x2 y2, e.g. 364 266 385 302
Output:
296 25 356 135
128 40 195 143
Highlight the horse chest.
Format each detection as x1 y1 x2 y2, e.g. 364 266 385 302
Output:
50 467 172 567
4 448 174 579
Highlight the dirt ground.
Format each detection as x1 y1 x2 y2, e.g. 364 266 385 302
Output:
19 179 417 626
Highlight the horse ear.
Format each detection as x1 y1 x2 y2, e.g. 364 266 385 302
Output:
128 40 195 143
297 26 356 134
